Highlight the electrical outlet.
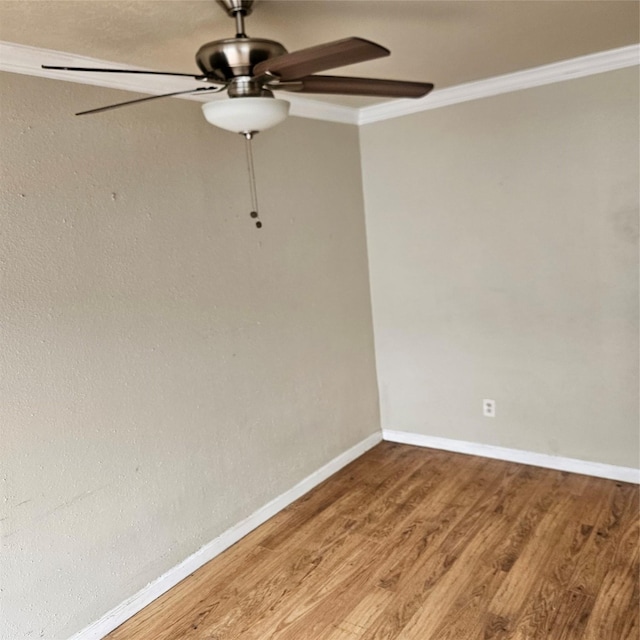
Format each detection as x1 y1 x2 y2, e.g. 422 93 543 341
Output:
483 399 496 418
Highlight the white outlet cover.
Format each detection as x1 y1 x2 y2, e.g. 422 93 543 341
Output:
483 399 496 417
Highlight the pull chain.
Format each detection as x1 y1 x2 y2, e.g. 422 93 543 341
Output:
244 132 262 229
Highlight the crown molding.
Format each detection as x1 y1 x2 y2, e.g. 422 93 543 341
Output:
0 41 358 125
286 94 358 125
359 44 640 125
2 41 638 128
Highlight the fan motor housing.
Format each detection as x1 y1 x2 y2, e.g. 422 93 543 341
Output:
196 38 287 82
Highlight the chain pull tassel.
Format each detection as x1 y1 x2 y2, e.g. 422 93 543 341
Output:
244 132 262 229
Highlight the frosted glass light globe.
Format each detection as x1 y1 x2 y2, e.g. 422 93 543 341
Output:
202 97 290 134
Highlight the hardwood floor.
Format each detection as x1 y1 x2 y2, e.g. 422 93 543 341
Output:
105 442 639 639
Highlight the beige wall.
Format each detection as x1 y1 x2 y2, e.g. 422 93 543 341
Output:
3 63 638 640
360 67 639 468
0 73 379 639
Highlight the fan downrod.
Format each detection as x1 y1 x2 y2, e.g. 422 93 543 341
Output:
216 0 254 37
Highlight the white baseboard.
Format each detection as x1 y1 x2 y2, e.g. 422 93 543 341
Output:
383 430 639 484
68 431 382 640
66 427 637 639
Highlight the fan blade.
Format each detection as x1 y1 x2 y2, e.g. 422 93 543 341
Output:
273 75 434 99
42 65 209 80
75 86 225 116
253 37 389 81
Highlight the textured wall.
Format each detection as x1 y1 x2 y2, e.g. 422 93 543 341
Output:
0 72 379 639
360 67 639 468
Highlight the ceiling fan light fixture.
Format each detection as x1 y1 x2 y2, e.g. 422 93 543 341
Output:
201 97 290 135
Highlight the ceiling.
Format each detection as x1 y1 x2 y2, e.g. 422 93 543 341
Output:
1 0 638 108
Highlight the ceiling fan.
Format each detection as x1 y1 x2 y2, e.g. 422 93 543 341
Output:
42 0 434 123
42 0 434 227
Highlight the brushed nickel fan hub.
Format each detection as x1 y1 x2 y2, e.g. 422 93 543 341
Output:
228 76 274 98
196 37 287 83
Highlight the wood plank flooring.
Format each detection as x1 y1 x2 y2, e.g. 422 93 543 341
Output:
105 442 639 640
